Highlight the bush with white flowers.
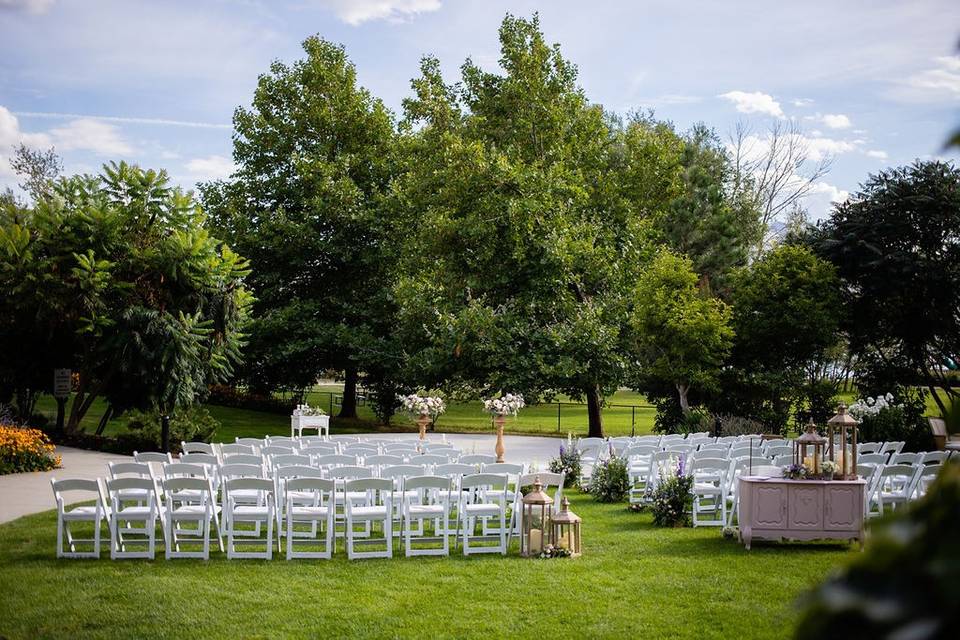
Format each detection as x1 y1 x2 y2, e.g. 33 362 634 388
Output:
848 392 897 419
398 393 446 419
483 393 526 417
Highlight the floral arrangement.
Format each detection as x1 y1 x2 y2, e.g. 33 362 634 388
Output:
537 543 573 559
483 393 525 417
848 393 897 419
292 403 326 417
587 454 630 502
782 460 838 481
0 424 61 475
398 394 446 419
650 455 693 527
548 444 583 488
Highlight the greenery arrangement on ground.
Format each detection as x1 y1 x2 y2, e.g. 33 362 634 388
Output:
0 491 853 640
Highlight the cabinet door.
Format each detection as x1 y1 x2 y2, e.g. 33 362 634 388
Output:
824 485 860 530
788 485 823 530
753 485 787 528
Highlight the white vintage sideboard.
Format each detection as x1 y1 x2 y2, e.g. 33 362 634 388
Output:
290 414 330 438
737 477 865 550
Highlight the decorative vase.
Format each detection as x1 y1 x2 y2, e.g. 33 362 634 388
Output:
494 414 506 463
417 415 430 441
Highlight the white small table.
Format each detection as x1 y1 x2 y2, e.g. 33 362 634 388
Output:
291 414 330 439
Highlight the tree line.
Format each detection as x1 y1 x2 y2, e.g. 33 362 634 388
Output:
1 14 957 438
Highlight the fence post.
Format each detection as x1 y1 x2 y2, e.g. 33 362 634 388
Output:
328 392 333 417
557 402 561 433
631 406 636 437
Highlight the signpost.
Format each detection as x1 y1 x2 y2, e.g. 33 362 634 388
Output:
53 369 71 431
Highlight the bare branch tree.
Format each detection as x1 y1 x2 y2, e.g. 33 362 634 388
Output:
728 120 832 257
9 143 62 203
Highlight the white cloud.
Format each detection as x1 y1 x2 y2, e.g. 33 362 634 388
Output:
820 113 852 129
805 135 857 161
718 91 784 118
791 98 814 107
184 155 236 181
48 118 132 155
316 0 442 26
865 149 888 160
0 0 55 14
15 111 231 129
898 55 960 102
804 181 850 222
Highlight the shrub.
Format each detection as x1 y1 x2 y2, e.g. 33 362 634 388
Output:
588 454 629 502
122 406 219 453
716 414 764 437
851 389 934 452
795 461 960 639
206 384 296 415
548 444 582 488
650 456 693 527
0 424 61 475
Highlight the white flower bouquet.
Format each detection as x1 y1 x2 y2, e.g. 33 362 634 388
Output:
483 393 526 417
398 393 446 419
293 403 326 417
848 392 897 419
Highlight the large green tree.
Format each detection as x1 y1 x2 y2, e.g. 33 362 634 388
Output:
394 15 681 437
815 161 960 414
0 161 251 431
202 36 400 416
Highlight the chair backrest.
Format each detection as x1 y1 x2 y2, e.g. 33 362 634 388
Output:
344 477 393 496
364 454 405 467
163 462 209 479
482 462 524 476
224 477 274 495
891 452 918 465
180 442 214 455
857 442 882 454
771 454 793 467
714 436 738 445
327 465 373 480
664 443 694 455
268 436 296 445
275 465 324 480
750 465 782 478
624 445 658 461
219 463 265 479
412 453 452 465
460 473 508 491
272 454 313 468
380 464 428 480
261 445 295 457
285 477 336 494
434 463 477 477
314 454 358 468
576 437 605 452
881 464 916 480
235 437 264 449
858 453 889 465
330 435 360 444
106 476 157 496
458 454 497 465
689 457 729 474
162 476 212 495
383 442 418 453
518 472 565 493
921 451 948 465
179 452 219 466
403 475 451 492
222 453 262 466
765 445 793 457
220 443 255 456
343 444 379 455
134 451 173 464
108 461 153 478
698 444 730 456
880 441 905 455
50 478 102 505
300 445 339 457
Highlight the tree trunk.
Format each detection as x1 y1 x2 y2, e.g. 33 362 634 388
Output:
338 367 358 419
94 405 114 436
55 397 67 432
585 384 604 438
676 383 690 414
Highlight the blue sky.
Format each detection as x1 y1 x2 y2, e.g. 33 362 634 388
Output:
1 0 958 219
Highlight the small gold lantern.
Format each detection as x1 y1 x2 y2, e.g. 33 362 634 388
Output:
520 477 554 557
794 419 827 475
551 497 582 557
828 403 859 480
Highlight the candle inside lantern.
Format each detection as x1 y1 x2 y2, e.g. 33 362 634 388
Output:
530 529 543 553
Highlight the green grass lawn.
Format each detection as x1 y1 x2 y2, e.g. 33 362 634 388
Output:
0 490 853 639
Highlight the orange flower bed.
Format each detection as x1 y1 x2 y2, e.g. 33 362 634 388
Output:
0 424 61 475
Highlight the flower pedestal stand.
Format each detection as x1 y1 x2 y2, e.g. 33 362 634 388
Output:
417 416 430 441
494 415 506 463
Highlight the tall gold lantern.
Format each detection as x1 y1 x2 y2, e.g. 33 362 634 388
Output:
520 477 554 557
828 403 859 480
793 419 827 474
551 497 582 557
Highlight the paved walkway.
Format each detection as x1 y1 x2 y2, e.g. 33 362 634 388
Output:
0 434 565 524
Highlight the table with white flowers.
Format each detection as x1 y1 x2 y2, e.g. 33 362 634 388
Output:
290 414 330 438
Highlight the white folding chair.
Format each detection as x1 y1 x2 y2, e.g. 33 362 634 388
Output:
274 465 325 539
220 443 255 457
364 454 406 473
858 453 889 466
876 464 921 515
344 478 393 560
402 475 452 557
313 453 358 470
519 472 565 516
857 442 882 455
689 458 729 527
459 454 497 465
180 442 214 455
411 453 453 467
51 478 108 559
285 477 336 559
235 437 265 453
890 452 918 465
223 477 276 559
300 443 339 457
880 441 905 456
480 462 524 539
458 473 508 555
433 463 476 535
134 451 174 465
912 464 941 499
625 445 657 504
162 477 219 559
920 451 948 465
106 477 159 559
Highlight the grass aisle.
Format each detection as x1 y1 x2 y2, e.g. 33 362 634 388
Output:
0 491 851 639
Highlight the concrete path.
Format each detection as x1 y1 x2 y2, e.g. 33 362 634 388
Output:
0 434 566 524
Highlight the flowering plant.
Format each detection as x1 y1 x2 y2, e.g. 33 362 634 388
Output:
650 454 692 527
483 393 525 417
398 394 446 419
587 454 630 502
548 444 582 488
0 425 61 475
848 393 897 419
782 463 810 480
820 459 838 478
537 543 572 559
292 403 326 417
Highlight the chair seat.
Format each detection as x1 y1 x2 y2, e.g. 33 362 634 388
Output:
115 506 155 518
693 483 722 494
63 505 102 520
290 506 331 517
349 506 389 519
408 504 445 517
170 505 213 517
463 503 502 517
231 506 271 518
231 489 263 500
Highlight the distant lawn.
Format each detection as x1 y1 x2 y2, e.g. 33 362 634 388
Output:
0 490 853 639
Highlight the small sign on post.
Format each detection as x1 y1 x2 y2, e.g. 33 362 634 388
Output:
53 369 72 398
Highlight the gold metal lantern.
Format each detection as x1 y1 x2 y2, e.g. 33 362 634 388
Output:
794 419 827 475
551 497 582 557
520 477 554 557
828 403 859 480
